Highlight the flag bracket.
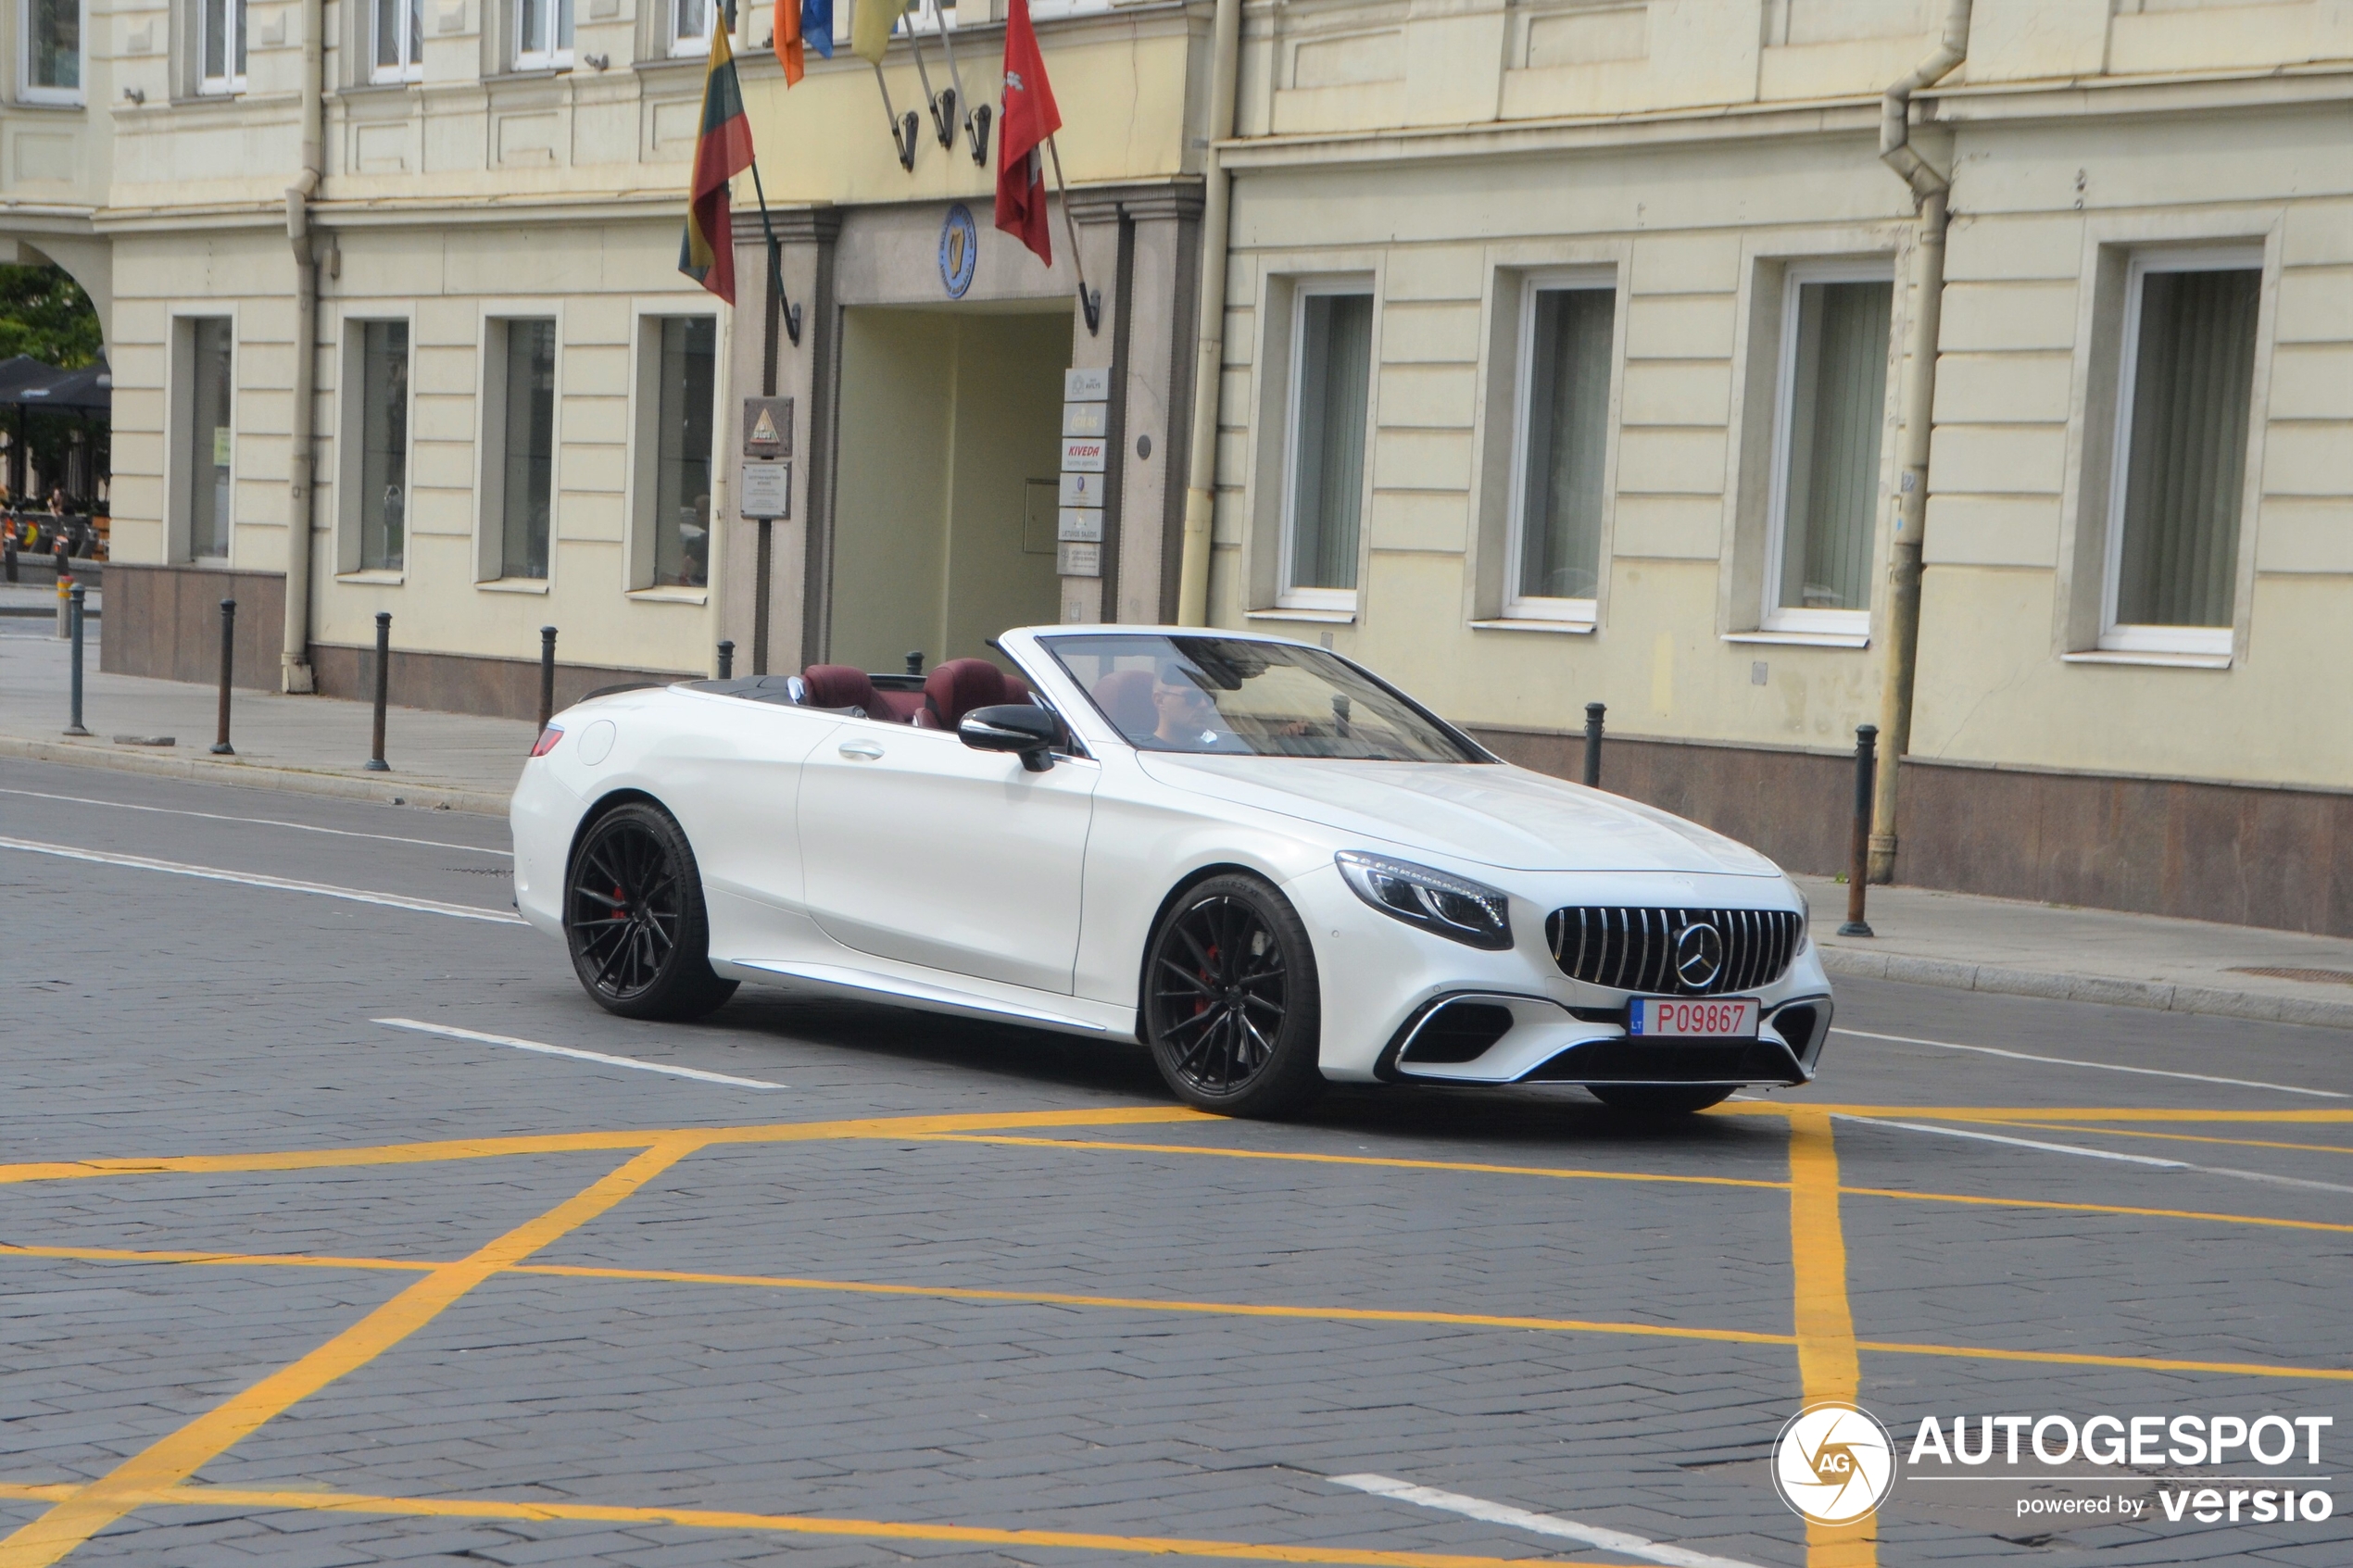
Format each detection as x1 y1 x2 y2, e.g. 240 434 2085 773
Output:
871 61 919 170
966 103 992 166
748 159 802 348
922 2 988 164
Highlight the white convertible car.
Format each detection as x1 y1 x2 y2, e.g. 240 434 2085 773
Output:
511 626 1831 1118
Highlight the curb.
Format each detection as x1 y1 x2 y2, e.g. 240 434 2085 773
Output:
0 735 511 817
1819 947 2353 1032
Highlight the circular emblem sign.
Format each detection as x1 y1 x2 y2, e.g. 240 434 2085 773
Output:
1771 1401 1897 1525
939 203 978 299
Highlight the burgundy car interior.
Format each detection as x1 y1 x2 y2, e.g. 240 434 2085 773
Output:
1090 669 1157 738
799 664 883 717
914 659 1013 729
771 657 1038 730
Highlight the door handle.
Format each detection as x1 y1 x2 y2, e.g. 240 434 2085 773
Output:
837 740 886 760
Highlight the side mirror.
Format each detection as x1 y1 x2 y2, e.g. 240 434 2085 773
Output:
959 704 1060 771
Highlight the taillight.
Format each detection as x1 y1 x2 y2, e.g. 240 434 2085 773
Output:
530 724 564 758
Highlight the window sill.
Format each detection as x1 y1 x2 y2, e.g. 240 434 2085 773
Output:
334 570 406 585
15 95 87 111
1469 618 1595 636
1722 630 1869 650
1247 607 1355 625
477 577 550 595
628 584 709 605
2062 649 2233 671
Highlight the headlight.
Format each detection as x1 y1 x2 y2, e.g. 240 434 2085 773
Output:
1335 851 1513 950
1791 881 1811 954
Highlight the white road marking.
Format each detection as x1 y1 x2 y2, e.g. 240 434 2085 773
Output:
0 835 523 923
376 1018 784 1090
0 784 511 856
1836 1114 2353 1196
1832 1025 2347 1099
1328 1474 1763 1568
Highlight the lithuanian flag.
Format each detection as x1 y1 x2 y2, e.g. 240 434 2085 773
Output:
678 24 757 304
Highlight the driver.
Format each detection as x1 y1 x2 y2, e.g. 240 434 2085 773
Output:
1150 661 1248 751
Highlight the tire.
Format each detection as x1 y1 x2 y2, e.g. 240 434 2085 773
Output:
1588 1084 1735 1117
565 801 738 1022
1141 873 1324 1118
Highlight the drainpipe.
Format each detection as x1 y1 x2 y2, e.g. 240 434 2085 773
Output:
1867 0 1969 883
1173 0 1241 627
279 0 325 693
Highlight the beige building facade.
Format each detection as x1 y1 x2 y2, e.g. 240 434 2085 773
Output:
1192 0 2353 933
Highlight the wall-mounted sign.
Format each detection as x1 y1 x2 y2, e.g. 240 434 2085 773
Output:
739 459 791 520
1057 541 1101 578
742 397 792 458
939 203 978 299
1058 471 1105 508
1063 367 1110 402
1063 401 1108 438
1058 507 1102 543
1061 436 1107 472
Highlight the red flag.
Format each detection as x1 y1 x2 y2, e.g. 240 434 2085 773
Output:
679 26 756 303
994 0 1060 267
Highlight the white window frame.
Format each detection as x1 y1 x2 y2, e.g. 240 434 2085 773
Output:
2095 245 2263 659
196 0 247 94
19 0 85 106
476 309 564 589
1759 257 1893 638
335 309 418 582
669 0 714 57
515 0 575 69
371 0 424 83
1504 268 1617 627
167 307 239 565
1276 282 1375 614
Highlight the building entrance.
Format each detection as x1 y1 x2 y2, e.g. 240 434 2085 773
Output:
829 305 1073 673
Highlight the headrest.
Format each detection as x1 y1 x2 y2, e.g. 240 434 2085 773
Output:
801 664 880 713
922 659 1011 729
1091 668 1158 738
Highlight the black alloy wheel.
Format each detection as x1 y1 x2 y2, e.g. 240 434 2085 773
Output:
1587 1084 1735 1117
1142 873 1323 1118
565 802 737 1021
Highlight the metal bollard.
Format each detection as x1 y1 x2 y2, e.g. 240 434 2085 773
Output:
1581 702 1605 789
63 583 89 736
1838 724 1878 937
905 650 925 677
716 639 735 680
56 572 70 638
4 533 16 583
536 625 558 740
210 598 237 756
367 611 393 771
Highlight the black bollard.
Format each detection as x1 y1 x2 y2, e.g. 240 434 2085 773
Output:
63 583 89 736
536 625 558 739
367 611 392 771
1838 724 1878 937
209 599 236 756
905 650 925 677
3 533 15 583
1581 702 1605 789
716 639 735 680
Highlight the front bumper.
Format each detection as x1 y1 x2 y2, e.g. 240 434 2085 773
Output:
1374 990 1831 1086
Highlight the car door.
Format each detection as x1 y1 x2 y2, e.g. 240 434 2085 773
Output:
658 694 838 955
796 717 1100 994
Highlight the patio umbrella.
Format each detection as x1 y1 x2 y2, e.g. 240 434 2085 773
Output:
13 360 109 412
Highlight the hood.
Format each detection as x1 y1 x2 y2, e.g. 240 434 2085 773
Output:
1135 756 1780 876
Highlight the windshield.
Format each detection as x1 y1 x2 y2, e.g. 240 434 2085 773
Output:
1043 634 1484 762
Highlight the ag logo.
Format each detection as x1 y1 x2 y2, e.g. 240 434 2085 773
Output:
1771 1401 1896 1525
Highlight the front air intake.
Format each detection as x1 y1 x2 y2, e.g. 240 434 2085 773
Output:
1545 907 1804 996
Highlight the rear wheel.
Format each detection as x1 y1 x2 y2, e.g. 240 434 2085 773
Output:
1142 874 1323 1118
1588 1084 1735 1116
566 802 737 1021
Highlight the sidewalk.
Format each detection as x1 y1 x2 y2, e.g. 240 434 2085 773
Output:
5 627 2351 1032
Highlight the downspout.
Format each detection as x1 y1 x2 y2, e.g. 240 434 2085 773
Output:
1173 0 1241 626
280 0 325 693
1868 0 1969 882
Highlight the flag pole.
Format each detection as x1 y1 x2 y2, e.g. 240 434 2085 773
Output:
1045 134 1100 335
870 61 918 170
745 157 800 348
900 3 954 148
925 2 988 165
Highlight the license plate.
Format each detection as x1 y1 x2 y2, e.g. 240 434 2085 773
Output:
1628 997 1759 1038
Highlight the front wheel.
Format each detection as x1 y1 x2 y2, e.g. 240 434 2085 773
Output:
1588 1084 1735 1117
1141 874 1324 1118
566 802 737 1021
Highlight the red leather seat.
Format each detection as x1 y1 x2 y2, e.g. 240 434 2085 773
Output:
800 664 884 717
916 658 1012 729
1091 668 1157 740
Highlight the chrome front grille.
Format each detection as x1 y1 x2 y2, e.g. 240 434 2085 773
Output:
1545 906 1804 996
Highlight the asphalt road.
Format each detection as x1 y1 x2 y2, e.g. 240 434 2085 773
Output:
2 754 2347 1568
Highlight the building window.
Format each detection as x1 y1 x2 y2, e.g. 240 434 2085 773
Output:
516 0 574 68
373 0 423 82
182 319 234 560
1279 290 1373 608
670 0 713 56
21 0 82 103
2100 250 2261 655
356 321 410 572
198 0 246 93
648 316 714 589
1763 264 1892 633
1507 281 1615 619
486 318 557 581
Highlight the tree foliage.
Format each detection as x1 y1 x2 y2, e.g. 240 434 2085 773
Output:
0 263 104 370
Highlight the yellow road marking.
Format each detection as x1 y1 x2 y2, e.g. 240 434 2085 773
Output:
1782 1110 1872 1568
1712 1104 2353 1124
1854 1338 2353 1383
1842 1185 2353 1237
0 1106 1206 1186
1938 1120 2353 1158
0 1242 432 1273
0 1480 1606 1567
889 1132 1793 1191
0 1137 706 1568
